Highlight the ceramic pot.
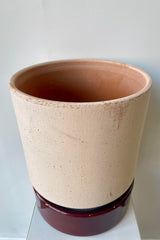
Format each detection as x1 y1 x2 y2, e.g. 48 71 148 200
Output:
9 59 152 236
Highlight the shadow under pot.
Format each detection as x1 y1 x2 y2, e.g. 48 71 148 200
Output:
9 59 152 236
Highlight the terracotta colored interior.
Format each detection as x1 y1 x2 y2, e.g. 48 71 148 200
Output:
14 61 146 102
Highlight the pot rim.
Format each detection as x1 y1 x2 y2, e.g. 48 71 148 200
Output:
9 59 152 106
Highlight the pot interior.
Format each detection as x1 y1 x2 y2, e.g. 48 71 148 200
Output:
14 61 147 102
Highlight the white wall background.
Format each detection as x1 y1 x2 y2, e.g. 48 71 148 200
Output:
0 0 160 239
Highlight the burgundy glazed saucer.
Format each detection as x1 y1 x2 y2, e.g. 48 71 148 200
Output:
34 181 134 236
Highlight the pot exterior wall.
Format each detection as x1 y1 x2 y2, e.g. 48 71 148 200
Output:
10 86 150 209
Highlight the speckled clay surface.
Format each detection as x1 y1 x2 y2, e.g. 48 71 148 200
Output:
9 59 152 209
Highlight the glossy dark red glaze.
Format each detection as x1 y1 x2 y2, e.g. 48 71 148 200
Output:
34 181 134 236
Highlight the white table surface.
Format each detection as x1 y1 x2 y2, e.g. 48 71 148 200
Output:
27 200 141 240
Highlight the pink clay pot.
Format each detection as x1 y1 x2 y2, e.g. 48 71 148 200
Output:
9 59 152 236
